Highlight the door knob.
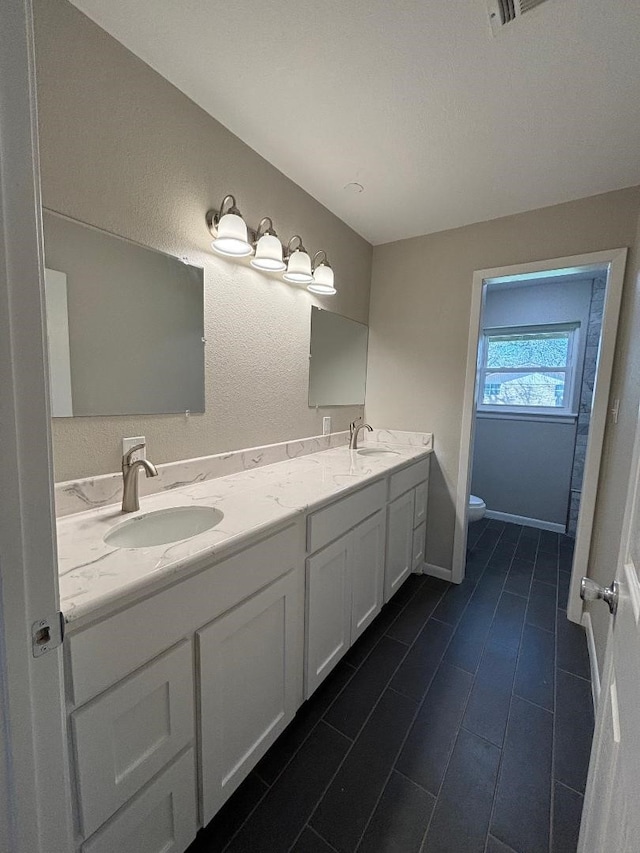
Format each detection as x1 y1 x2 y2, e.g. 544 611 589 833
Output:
580 577 619 615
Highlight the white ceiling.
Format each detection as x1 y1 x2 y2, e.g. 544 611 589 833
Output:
69 0 640 245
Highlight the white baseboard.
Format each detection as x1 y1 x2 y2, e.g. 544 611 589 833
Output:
485 509 566 534
581 610 601 713
422 562 453 583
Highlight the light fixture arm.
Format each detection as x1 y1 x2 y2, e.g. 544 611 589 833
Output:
312 250 331 270
254 217 277 242
285 235 308 258
206 194 243 238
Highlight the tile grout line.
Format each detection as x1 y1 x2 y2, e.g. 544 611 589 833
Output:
554 779 586 799
556 666 592 684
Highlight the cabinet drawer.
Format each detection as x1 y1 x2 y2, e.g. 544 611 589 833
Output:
389 458 430 502
72 641 194 838
414 481 428 528
412 522 426 571
307 479 386 553
82 749 197 853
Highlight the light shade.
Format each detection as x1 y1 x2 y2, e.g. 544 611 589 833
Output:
308 263 336 295
211 213 253 257
283 249 313 284
251 233 286 272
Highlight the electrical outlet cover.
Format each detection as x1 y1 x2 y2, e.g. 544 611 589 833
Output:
122 436 146 462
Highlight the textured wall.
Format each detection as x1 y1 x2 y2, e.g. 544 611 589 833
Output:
34 0 372 480
366 187 640 570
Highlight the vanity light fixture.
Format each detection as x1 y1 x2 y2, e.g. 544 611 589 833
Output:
250 217 286 272
283 236 313 284
205 196 335 293
308 250 336 295
206 195 253 257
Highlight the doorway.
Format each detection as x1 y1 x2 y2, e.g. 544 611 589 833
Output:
452 250 627 630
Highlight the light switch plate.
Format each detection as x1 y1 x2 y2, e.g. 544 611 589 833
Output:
322 417 331 436
122 436 146 462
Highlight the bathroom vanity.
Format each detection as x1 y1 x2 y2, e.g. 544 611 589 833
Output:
57 433 431 852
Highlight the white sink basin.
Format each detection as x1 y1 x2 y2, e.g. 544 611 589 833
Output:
357 448 400 457
104 506 223 549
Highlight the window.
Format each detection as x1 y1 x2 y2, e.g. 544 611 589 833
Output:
477 323 579 415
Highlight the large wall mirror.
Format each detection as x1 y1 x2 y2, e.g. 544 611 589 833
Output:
43 210 205 417
308 307 369 406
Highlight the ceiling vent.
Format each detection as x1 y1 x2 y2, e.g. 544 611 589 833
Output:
488 0 549 34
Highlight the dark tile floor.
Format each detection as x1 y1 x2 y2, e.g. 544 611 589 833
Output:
188 520 594 853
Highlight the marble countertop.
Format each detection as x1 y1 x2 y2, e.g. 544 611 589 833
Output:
58 441 432 628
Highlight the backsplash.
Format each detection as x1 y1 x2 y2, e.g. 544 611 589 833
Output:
55 431 349 517
54 428 433 517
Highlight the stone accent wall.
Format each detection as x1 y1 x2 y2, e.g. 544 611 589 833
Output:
568 276 606 535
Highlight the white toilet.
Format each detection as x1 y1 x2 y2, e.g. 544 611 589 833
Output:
468 494 486 523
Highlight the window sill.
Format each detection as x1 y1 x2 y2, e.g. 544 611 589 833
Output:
476 410 578 425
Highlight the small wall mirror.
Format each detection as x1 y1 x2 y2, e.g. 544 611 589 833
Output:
42 210 205 417
308 307 369 406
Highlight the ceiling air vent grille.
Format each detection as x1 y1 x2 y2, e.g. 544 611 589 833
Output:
489 0 549 33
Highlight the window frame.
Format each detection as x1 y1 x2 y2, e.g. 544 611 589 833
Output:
476 322 580 417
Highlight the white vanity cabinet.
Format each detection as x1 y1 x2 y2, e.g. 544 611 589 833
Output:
198 569 303 823
63 449 431 853
65 522 303 853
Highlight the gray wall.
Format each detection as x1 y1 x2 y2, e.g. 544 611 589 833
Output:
34 0 373 480
471 278 593 526
472 419 577 525
365 186 640 572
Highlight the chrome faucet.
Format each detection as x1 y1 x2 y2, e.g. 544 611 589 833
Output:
121 443 158 512
349 421 373 450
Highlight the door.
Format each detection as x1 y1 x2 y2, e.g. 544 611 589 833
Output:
578 407 640 851
351 510 386 642
198 571 301 823
306 534 352 696
0 2 74 850
385 490 415 602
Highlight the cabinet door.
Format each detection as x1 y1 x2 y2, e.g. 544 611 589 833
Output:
385 490 415 603
351 510 386 642
305 535 351 698
198 571 302 823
